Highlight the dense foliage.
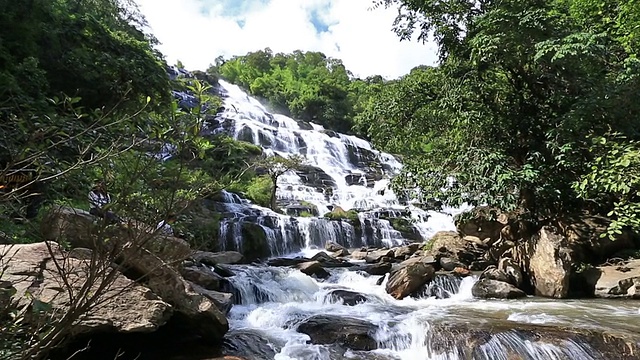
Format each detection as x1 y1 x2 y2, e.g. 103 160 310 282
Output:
361 0 640 234
212 49 378 135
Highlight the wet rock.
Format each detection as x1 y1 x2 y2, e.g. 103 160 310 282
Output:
498 258 524 288
471 278 526 299
392 243 420 259
326 289 368 305
351 250 368 260
240 223 271 261
528 226 572 298
469 260 492 271
331 248 350 257
440 257 467 271
386 262 436 299
297 315 378 351
213 264 236 277
365 249 394 263
192 251 244 266
311 252 353 268
223 330 279 360
325 242 346 253
400 255 437 267
480 266 512 284
297 261 330 279
352 262 392 276
181 266 223 290
188 282 234 314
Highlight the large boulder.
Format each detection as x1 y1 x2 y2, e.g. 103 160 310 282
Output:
471 278 526 299
385 262 436 299
325 289 368 306
187 282 234 314
351 262 392 276
181 266 223 290
0 242 173 334
365 249 394 263
192 251 244 266
527 227 572 298
297 261 330 279
296 315 378 351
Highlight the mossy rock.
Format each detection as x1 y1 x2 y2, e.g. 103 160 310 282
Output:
325 206 359 222
240 222 270 261
389 217 421 241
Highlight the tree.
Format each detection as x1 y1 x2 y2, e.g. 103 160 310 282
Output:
366 0 640 222
257 155 305 211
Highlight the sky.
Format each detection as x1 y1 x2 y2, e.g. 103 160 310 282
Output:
135 0 439 79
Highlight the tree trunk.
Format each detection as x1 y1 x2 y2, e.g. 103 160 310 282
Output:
270 175 278 211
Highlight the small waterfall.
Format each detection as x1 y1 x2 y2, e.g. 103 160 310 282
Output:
417 274 464 299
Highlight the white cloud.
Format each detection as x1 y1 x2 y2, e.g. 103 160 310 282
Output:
136 0 439 79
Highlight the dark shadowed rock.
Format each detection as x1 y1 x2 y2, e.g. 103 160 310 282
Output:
471 278 526 299
440 257 467 271
326 289 368 305
181 266 223 290
267 257 310 267
193 251 244 266
352 262 392 276
297 315 378 351
297 261 330 279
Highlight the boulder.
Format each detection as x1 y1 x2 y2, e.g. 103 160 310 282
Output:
480 266 512 285
400 255 437 267
310 252 353 268
365 249 394 263
350 250 368 260
385 262 436 299
527 227 572 298
181 266 223 290
471 278 526 299
326 289 368 305
188 282 234 314
325 242 346 253
352 262 392 276
297 261 330 279
562 214 639 263
118 244 229 342
440 257 467 271
0 242 173 334
296 315 378 351
393 243 420 259
452 267 472 277
456 207 505 242
331 248 350 257
267 257 310 267
193 251 244 266
498 258 524 288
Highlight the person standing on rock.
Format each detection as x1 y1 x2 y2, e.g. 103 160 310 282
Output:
156 214 176 237
88 181 119 223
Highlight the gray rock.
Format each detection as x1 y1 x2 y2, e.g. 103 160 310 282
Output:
181 266 223 290
297 315 378 351
193 251 244 266
471 278 526 299
297 261 330 279
326 289 368 306
440 257 467 271
365 249 394 263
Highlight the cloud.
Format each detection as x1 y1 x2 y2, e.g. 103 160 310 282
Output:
136 0 438 79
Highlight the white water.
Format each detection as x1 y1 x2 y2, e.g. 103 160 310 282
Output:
221 265 638 360
212 80 469 254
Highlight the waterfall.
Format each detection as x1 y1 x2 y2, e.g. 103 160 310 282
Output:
209 80 466 256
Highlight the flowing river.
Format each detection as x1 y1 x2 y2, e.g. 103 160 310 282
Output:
199 78 640 359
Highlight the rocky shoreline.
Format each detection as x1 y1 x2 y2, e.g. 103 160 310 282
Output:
2 206 640 359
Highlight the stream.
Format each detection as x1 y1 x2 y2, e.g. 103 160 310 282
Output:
199 77 640 359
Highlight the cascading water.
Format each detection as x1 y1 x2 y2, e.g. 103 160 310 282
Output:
211 80 465 255
220 264 639 360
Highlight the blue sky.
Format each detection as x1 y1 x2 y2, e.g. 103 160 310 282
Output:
136 0 438 79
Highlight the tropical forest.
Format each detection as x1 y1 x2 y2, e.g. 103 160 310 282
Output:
0 0 639 359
